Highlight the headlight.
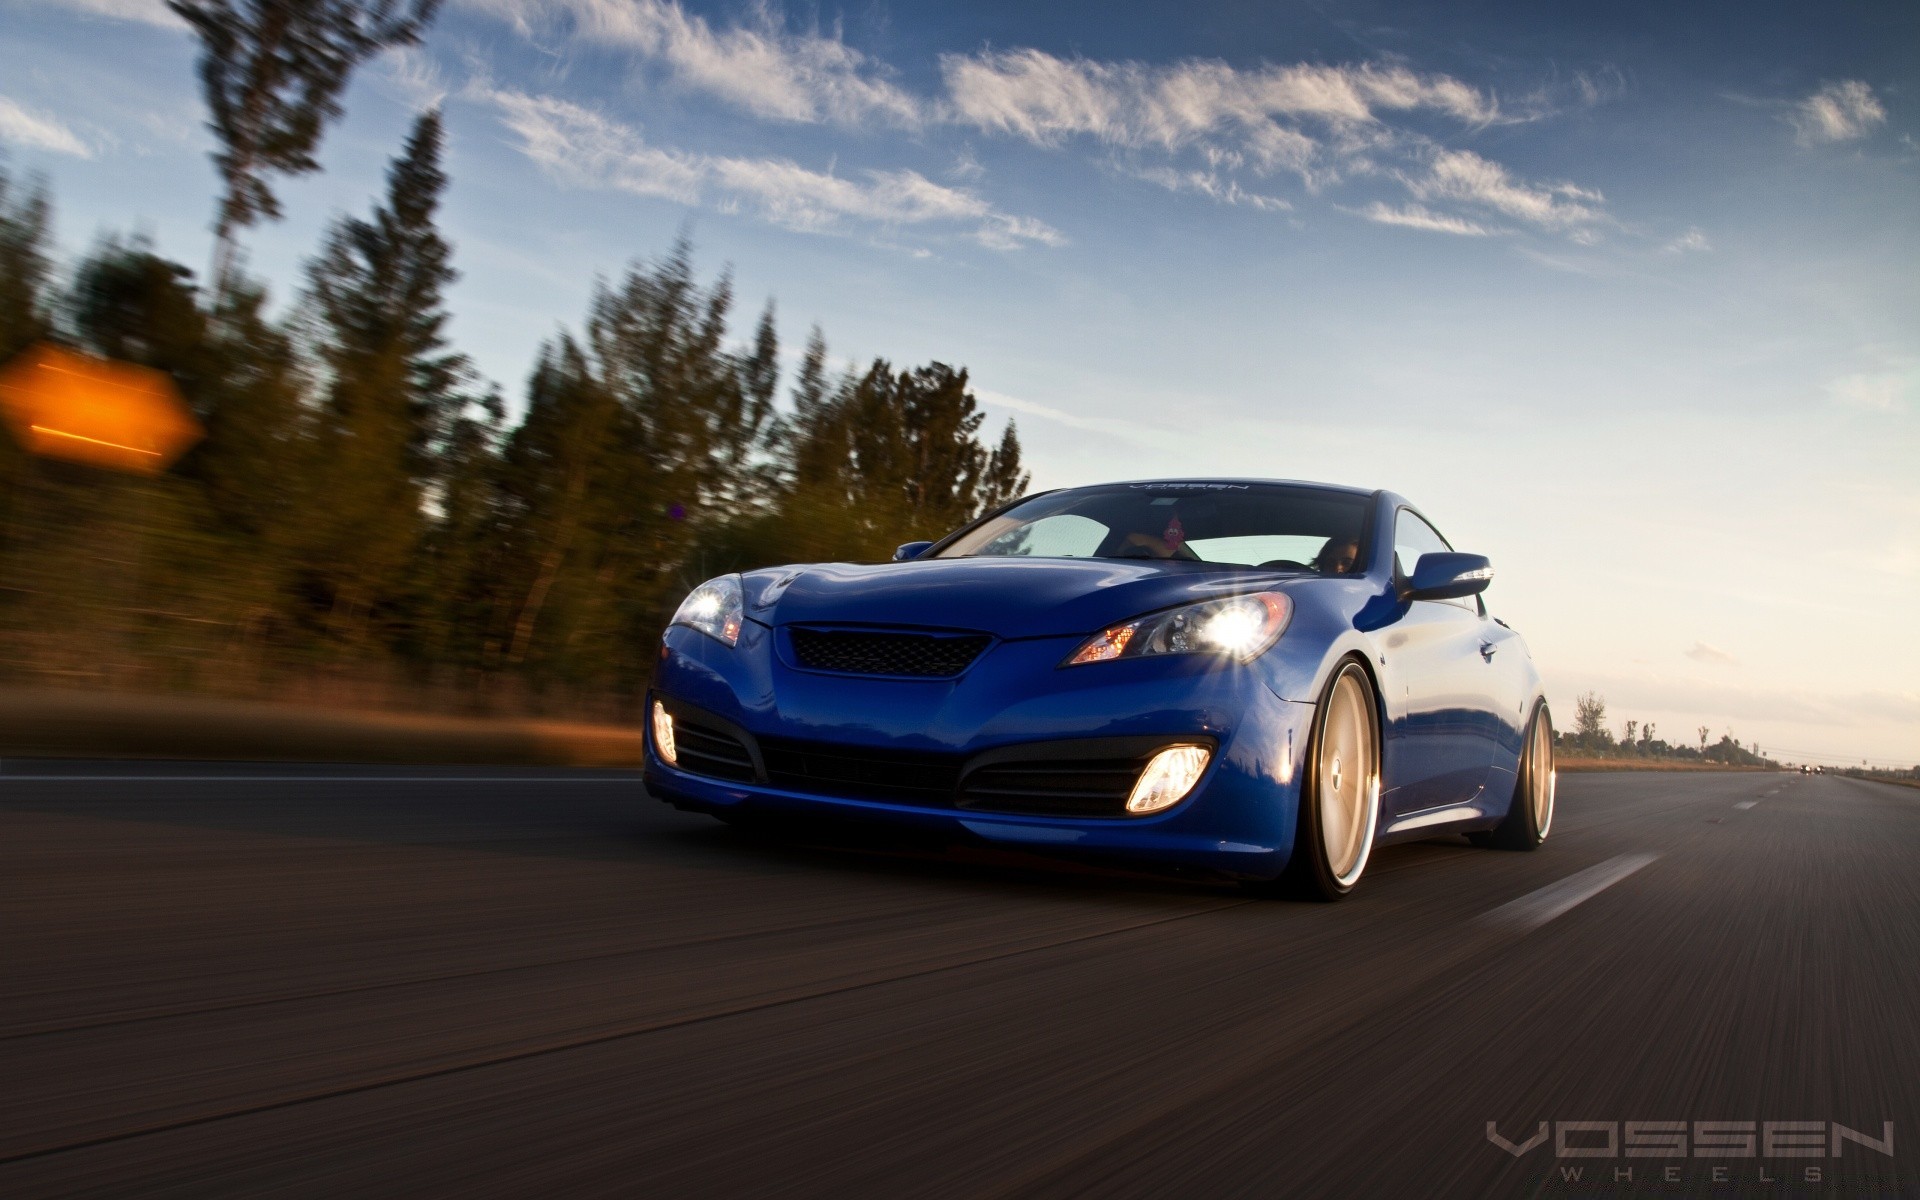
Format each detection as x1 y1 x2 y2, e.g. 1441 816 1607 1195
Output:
650 700 678 765
670 575 744 647
1065 592 1291 666
1128 744 1212 813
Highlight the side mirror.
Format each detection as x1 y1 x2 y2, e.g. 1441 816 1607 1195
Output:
1406 552 1493 601
893 540 935 562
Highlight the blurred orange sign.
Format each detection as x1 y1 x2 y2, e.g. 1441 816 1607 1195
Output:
0 343 202 475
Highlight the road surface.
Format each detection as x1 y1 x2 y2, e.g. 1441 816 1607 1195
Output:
1 763 1913 1197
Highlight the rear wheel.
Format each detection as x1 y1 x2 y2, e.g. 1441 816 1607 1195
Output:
1475 701 1553 850
1260 659 1380 900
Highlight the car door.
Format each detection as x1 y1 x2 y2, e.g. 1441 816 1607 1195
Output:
1377 509 1496 820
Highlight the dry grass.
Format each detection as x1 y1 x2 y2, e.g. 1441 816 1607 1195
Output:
0 686 641 767
1556 757 1774 774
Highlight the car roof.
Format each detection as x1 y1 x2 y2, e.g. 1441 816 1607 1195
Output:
1058 477 1381 499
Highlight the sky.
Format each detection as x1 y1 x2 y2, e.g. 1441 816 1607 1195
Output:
1 0 1916 765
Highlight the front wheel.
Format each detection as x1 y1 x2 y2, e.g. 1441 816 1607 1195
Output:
1260 659 1381 900
1474 701 1554 850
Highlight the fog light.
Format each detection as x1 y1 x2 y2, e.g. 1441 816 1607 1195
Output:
1127 744 1211 814
651 701 677 766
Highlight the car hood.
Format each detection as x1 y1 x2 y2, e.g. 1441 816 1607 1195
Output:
745 557 1301 639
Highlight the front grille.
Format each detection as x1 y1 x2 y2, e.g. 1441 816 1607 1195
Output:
958 756 1149 817
672 714 757 782
788 627 991 678
760 737 964 805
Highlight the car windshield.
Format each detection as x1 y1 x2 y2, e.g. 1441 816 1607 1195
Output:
935 483 1371 572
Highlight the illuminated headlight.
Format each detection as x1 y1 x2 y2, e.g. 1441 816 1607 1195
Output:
651 701 677 766
1066 592 1291 666
670 574 744 647
1128 744 1212 814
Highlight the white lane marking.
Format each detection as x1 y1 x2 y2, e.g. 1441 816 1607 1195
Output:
0 775 636 783
1483 853 1659 932
1734 800 1758 810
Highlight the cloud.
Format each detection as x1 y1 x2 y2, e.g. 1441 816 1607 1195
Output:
1823 370 1910 413
462 0 1609 238
1132 166 1292 211
941 52 1500 150
1402 148 1602 230
1661 227 1710 254
381 47 451 109
1352 201 1489 235
482 89 1061 249
16 0 183 27
1790 81 1886 145
973 388 1162 448
0 95 92 157
460 0 921 127
1684 641 1737 667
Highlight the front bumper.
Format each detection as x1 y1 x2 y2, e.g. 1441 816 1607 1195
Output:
644 623 1316 880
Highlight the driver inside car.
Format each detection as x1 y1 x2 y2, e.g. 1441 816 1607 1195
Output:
1312 537 1360 576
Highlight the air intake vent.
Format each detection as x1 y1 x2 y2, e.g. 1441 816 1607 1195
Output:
957 756 1149 817
672 714 757 782
788 628 991 678
759 738 963 805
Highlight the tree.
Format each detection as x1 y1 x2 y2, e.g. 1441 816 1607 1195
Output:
1623 719 1638 749
70 235 208 374
1574 692 1608 740
300 108 476 652
1698 725 1710 754
0 166 52 361
169 0 442 287
1 166 55 538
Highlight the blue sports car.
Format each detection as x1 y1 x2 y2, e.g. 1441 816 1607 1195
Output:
645 479 1554 899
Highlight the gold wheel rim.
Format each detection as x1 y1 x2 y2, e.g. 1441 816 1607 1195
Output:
1319 669 1377 884
1530 708 1555 837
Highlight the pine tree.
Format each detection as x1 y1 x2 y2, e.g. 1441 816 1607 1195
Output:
0 166 52 361
0 167 54 537
169 0 443 286
302 107 476 654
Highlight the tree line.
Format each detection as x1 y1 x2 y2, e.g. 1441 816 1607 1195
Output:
0 110 1025 717
1556 691 1774 767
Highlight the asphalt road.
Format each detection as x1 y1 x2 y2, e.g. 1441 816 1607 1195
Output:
0 763 1914 1198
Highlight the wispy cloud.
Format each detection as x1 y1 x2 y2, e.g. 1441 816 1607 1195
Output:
1823 370 1910 413
460 0 921 127
481 88 1061 249
0 95 92 157
1132 166 1292 211
381 47 452 110
1790 81 1886 145
973 388 1163 448
16 0 183 28
1685 641 1737 667
461 0 1609 237
1662 227 1710 254
941 52 1501 153
1352 201 1489 236
1401 148 1602 231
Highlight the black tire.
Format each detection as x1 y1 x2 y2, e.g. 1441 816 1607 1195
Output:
1254 658 1381 901
1476 700 1554 850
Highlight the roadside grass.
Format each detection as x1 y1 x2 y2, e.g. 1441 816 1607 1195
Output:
0 686 641 767
1558 756 1773 773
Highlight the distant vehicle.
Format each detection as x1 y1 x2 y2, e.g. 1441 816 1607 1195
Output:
1801 765 1812 774
645 479 1552 900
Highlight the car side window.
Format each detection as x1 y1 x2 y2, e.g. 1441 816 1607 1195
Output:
1395 510 1470 608
1393 510 1451 577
